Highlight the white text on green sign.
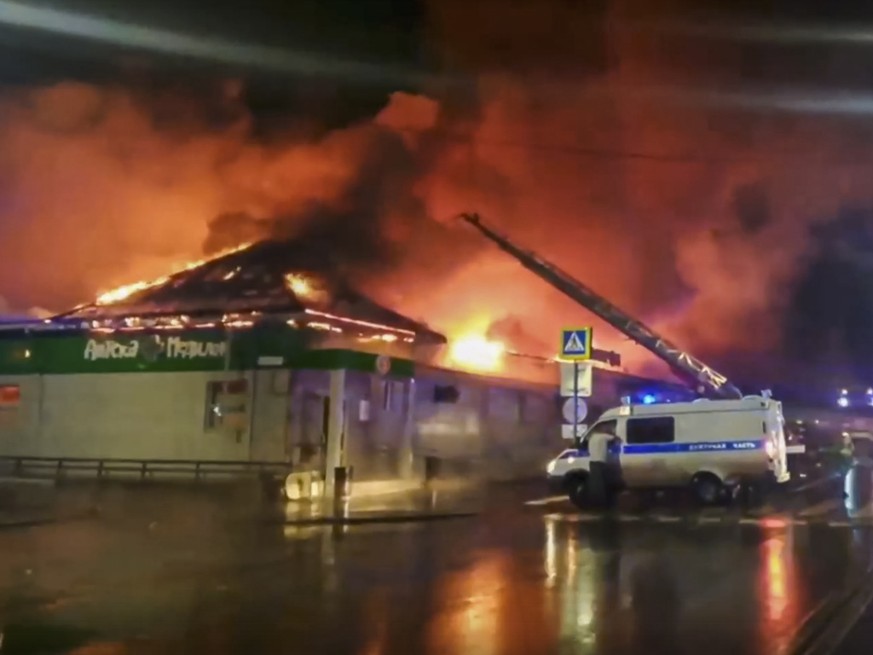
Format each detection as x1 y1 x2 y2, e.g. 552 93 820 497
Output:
84 336 227 361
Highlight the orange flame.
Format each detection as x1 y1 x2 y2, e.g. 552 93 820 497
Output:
449 334 506 372
284 273 313 298
94 242 252 305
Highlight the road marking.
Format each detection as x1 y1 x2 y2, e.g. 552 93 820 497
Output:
849 502 873 518
542 503 873 528
787 473 841 494
546 513 601 522
798 498 844 518
524 496 568 507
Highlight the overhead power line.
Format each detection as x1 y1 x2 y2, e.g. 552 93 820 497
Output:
386 123 873 166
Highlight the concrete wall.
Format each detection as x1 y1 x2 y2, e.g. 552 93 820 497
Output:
283 369 412 482
412 366 562 481
0 370 289 462
0 360 668 483
284 364 566 483
341 372 410 482
248 369 292 462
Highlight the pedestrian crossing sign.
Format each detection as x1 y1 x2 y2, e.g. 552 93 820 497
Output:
560 327 592 360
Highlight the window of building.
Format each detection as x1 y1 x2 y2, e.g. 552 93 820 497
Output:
0 385 20 409
0 384 20 428
626 416 675 444
205 379 248 430
321 397 330 441
381 380 394 411
433 384 459 404
380 380 404 413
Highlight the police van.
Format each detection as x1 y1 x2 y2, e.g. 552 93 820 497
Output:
546 394 790 506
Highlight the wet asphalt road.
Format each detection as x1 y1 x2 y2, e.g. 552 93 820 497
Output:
0 473 871 654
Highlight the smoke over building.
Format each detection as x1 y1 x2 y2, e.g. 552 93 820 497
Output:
2 0 873 390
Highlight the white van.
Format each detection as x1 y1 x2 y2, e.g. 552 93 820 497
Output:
546 394 791 506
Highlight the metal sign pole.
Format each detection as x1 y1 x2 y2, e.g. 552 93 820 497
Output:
573 361 579 442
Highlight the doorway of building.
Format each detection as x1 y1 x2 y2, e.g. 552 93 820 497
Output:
295 391 328 475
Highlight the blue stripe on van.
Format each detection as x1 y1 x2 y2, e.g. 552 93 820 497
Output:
560 439 765 458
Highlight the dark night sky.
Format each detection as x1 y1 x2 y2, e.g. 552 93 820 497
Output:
0 0 430 128
5 0 873 128
7 1 872 113
4 0 873 391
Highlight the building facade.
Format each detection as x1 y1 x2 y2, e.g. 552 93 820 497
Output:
0 320 690 492
0 323 577 487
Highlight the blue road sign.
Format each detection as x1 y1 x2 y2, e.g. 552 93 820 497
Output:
560 327 592 360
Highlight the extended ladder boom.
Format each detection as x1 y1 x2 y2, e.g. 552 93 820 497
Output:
460 213 743 400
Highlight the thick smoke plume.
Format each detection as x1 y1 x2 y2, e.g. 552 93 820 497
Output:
3 0 873 385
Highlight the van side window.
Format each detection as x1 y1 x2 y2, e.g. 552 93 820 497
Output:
626 416 675 444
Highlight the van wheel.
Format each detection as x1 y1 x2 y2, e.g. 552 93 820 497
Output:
567 475 589 509
691 473 724 506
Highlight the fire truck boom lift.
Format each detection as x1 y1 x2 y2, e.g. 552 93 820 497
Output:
459 212 744 400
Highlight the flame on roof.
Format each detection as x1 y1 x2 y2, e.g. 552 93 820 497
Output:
49 238 445 344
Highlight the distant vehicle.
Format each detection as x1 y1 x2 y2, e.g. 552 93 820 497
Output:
845 430 873 465
546 394 790 506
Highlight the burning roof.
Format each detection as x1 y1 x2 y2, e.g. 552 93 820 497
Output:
49 239 446 343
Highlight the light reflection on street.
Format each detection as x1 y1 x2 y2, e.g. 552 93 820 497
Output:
764 536 788 622
2 486 872 655
359 590 389 655
551 522 618 652
544 518 557 588
758 529 800 652
427 549 505 655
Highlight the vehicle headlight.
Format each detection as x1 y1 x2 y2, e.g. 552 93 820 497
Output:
547 460 556 474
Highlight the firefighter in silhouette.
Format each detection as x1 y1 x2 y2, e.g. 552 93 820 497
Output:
822 431 854 476
588 420 618 508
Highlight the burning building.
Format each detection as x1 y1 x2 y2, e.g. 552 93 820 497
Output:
0 238 685 492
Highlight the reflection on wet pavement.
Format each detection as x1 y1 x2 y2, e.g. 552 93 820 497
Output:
0 481 868 654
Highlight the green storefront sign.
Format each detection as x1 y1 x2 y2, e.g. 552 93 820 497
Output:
83 335 228 363
0 325 414 377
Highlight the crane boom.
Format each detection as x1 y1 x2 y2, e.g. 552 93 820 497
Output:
460 213 743 400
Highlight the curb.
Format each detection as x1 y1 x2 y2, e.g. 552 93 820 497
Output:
545 511 873 529
279 510 479 527
0 512 91 530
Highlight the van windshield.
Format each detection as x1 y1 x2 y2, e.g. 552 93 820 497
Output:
583 420 617 441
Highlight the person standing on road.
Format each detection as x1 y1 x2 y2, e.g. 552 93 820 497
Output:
588 420 617 508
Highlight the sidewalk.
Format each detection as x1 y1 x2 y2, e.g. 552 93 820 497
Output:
0 478 91 529
276 483 483 526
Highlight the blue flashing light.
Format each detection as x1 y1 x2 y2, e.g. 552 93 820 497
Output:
641 393 657 405
838 396 850 408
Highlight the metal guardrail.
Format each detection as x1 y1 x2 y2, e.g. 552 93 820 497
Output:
0 456 294 482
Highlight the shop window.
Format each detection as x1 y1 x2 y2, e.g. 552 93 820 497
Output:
434 384 459 404
205 379 248 430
